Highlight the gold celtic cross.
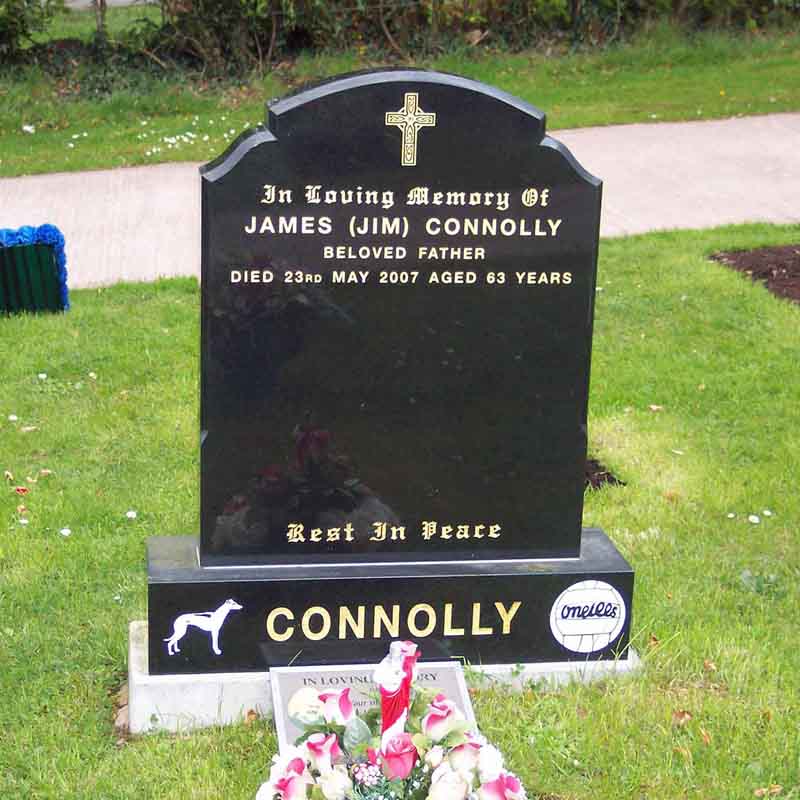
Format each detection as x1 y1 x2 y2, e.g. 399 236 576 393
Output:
385 92 436 167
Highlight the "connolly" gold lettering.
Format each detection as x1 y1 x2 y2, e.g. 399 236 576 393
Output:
495 601 522 634
373 605 400 638
471 602 492 635
443 603 465 636
301 607 331 641
264 601 523 642
407 604 436 637
339 605 366 639
266 607 294 641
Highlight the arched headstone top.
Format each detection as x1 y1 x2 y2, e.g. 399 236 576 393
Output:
267 68 546 136
203 69 599 191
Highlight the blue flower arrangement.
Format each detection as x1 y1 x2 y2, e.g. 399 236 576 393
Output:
0 223 69 310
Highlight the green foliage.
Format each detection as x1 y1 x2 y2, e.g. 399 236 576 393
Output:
344 716 374 751
3 0 800 81
142 0 800 74
410 732 432 755
562 0 800 46
440 721 471 748
310 786 326 800
361 704 383 733
408 686 437 726
293 721 347 747
156 0 274 74
0 0 63 58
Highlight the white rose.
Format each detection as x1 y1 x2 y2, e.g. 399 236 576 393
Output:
318 688 354 725
255 782 273 800
477 745 505 783
318 765 353 800
422 695 464 743
426 745 446 769
449 742 481 773
468 732 488 747
431 762 455 784
428 764 469 800
432 762 473 788
457 769 476 790
287 687 325 726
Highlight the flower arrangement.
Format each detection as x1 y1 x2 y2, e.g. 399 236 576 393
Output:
257 641 526 800
0 224 69 310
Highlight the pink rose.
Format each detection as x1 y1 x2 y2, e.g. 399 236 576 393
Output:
304 732 343 773
318 687 354 725
223 494 249 514
258 465 283 480
381 732 419 780
274 769 310 800
422 694 464 742
257 750 313 800
478 773 525 800
295 427 331 470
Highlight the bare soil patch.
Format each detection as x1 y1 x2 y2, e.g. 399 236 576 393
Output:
711 244 800 304
585 458 624 490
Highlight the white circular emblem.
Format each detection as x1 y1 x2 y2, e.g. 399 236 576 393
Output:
549 580 627 654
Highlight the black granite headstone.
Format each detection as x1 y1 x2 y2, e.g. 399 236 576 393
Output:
199 70 600 565
147 70 634 675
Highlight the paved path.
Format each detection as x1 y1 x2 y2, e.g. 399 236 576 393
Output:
1 113 798 288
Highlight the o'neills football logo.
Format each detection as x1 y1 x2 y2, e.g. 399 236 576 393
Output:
549 580 626 654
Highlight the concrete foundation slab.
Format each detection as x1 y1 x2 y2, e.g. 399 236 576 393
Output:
128 620 641 734
128 621 271 733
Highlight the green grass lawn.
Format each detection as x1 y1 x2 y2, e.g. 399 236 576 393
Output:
1 223 799 798
0 12 798 177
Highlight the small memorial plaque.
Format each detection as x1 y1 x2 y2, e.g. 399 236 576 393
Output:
270 661 474 753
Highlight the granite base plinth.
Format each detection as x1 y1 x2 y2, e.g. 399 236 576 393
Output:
147 529 634 676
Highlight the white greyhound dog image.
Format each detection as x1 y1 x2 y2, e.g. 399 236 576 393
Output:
164 598 243 656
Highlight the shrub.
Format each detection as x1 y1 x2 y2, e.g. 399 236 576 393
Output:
0 0 63 60
146 0 800 74
157 0 274 74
